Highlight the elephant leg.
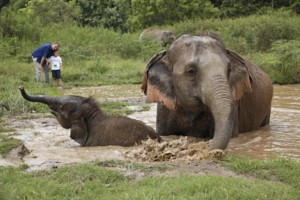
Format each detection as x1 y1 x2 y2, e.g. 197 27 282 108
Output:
156 103 213 137
70 118 88 146
232 103 239 137
186 112 214 138
260 107 271 127
156 103 186 135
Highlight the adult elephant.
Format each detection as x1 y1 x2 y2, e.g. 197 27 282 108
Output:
19 86 160 147
142 31 273 150
139 28 176 47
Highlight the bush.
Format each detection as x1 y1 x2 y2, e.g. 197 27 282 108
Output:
251 40 300 84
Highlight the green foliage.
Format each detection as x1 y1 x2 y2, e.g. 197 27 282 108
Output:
1 0 299 32
2 0 29 11
252 40 300 84
127 0 219 31
172 10 300 53
0 10 40 41
220 0 269 18
76 0 130 32
19 0 78 25
291 0 300 14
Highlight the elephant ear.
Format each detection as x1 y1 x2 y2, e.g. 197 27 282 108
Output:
141 51 176 110
227 49 253 101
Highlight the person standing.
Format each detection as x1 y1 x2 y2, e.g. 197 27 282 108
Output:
32 42 59 83
48 50 63 88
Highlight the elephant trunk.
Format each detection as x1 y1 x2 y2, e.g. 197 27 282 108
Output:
19 85 60 107
201 76 234 150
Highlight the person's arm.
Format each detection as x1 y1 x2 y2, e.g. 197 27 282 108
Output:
39 56 46 70
47 58 51 70
39 45 51 69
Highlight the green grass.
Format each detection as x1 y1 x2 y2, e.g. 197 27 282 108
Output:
0 158 299 200
101 101 135 116
0 118 21 157
0 134 22 157
101 102 150 116
0 118 13 132
222 156 300 190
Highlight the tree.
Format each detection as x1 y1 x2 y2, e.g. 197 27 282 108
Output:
218 0 295 18
76 0 131 32
0 0 9 11
19 0 78 24
127 0 219 31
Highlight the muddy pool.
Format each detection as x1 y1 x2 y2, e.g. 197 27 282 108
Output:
0 84 299 171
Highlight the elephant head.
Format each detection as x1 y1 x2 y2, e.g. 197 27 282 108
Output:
139 28 176 47
142 31 253 150
160 30 176 47
19 86 89 145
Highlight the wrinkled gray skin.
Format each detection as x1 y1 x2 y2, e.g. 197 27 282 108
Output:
142 31 273 150
139 28 176 47
19 86 160 147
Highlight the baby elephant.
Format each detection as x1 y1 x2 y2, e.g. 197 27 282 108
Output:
19 86 160 147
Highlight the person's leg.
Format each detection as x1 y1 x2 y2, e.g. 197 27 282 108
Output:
51 70 56 87
32 58 41 82
59 79 63 87
57 70 63 87
53 79 57 87
42 63 50 83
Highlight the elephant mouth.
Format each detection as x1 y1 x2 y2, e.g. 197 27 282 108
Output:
176 100 209 123
176 96 207 113
70 130 89 146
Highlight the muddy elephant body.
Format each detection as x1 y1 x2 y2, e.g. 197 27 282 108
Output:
19 86 160 147
139 28 176 47
142 31 273 150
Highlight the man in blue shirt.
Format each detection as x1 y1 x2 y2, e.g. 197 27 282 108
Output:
32 42 59 83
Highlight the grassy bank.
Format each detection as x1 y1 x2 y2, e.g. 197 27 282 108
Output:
0 157 299 199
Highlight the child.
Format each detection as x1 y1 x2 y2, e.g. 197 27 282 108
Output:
48 50 63 88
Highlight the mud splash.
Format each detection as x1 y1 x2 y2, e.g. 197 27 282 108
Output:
124 137 224 162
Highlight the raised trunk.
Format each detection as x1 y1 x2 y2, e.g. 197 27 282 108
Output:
19 86 60 106
19 86 72 129
202 77 234 150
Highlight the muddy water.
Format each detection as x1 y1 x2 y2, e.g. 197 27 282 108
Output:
1 84 299 170
228 84 300 160
70 84 299 160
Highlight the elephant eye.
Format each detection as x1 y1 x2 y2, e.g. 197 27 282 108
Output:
186 67 196 77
